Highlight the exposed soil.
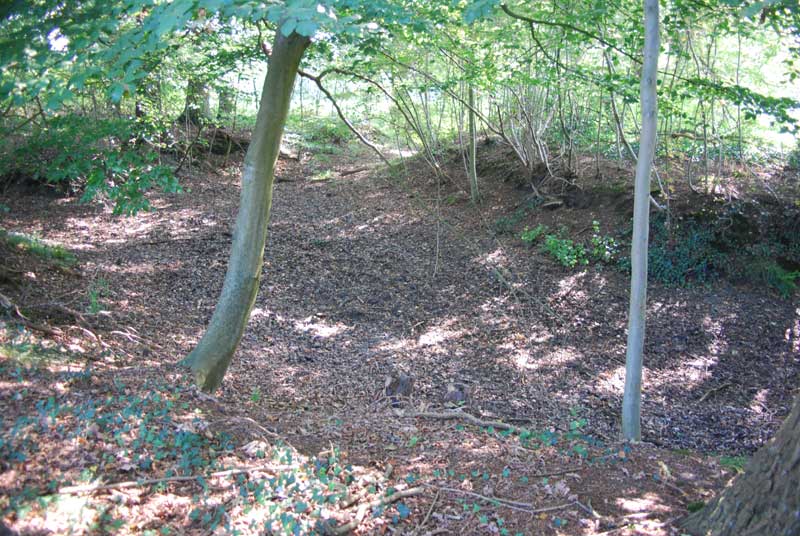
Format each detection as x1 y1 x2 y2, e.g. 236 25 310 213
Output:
1 143 798 535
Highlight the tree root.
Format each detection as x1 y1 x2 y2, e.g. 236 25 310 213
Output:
0 291 62 336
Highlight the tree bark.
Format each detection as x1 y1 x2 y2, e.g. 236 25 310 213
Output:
621 0 659 441
182 31 310 392
181 79 212 125
681 394 800 535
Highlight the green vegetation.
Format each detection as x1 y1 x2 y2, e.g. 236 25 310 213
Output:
289 115 353 153
541 234 589 268
0 0 799 533
0 229 76 266
719 455 749 473
520 224 548 244
86 278 110 315
588 221 620 264
494 199 543 235
614 209 800 296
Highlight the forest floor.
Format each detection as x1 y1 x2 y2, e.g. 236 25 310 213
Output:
1 141 799 535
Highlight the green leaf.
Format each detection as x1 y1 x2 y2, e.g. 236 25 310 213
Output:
295 20 318 37
281 18 298 37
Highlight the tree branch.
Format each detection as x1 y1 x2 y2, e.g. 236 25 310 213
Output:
297 68 390 166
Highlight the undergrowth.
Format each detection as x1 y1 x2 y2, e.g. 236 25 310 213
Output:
1 115 178 215
618 208 800 296
514 196 797 296
0 330 620 534
0 229 77 266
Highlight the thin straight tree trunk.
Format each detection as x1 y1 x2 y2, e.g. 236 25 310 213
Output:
621 0 660 441
182 31 310 392
468 84 479 203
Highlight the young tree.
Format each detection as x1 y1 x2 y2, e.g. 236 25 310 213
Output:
621 0 660 441
182 29 310 392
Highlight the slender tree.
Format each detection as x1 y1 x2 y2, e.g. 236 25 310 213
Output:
467 84 479 203
621 0 660 441
182 29 310 392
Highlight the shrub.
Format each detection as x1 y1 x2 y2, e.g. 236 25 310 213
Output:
520 224 548 244
742 258 799 298
588 220 620 263
542 234 588 268
289 116 352 152
618 214 722 286
1 115 178 215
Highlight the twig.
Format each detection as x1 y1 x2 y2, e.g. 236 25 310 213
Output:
55 464 278 496
530 467 585 478
698 382 733 403
413 489 440 536
339 167 369 177
221 415 281 439
296 68 391 166
175 123 206 174
431 484 572 515
0 291 62 336
574 499 601 518
334 487 424 534
406 410 519 433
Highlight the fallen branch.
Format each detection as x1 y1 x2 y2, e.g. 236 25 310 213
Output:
530 467 586 478
429 484 572 515
56 464 278 496
698 382 733 403
334 487 424 534
339 167 369 177
406 410 520 433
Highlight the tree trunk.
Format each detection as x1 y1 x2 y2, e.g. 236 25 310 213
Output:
217 86 235 124
181 79 212 125
182 31 310 392
468 84 479 203
621 0 659 441
681 394 800 535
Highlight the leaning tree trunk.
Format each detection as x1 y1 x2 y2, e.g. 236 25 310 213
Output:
681 394 800 535
182 31 310 392
621 0 659 441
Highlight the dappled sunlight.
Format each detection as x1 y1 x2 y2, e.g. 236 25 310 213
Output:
474 247 509 269
553 271 589 300
417 318 468 349
616 492 671 514
375 337 414 353
595 366 627 395
330 212 422 240
701 315 730 358
513 346 583 371
294 316 349 338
